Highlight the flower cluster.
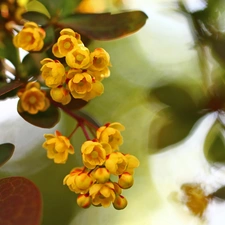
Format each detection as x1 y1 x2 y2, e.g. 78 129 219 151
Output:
13 22 46 51
17 81 50 114
40 28 111 104
63 122 140 210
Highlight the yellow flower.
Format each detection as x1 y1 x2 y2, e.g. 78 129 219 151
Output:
124 154 140 175
42 130 74 164
40 58 66 88
81 141 111 169
93 167 110 183
96 122 125 151
87 67 110 81
89 182 116 207
13 22 45 51
17 81 49 114
63 168 94 194
77 194 92 208
50 87 71 105
113 195 127 210
88 48 111 71
68 72 104 101
118 172 134 189
53 28 82 57
105 152 128 175
66 45 90 69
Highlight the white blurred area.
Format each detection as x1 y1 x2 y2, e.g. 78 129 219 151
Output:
1 0 225 225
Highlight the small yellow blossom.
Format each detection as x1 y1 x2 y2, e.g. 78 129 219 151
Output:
17 81 49 114
81 140 111 169
42 130 74 164
66 68 83 79
105 152 128 175
40 58 66 88
89 182 116 207
50 87 71 105
68 72 104 101
77 194 92 208
89 48 111 71
87 67 110 81
124 154 140 175
118 172 134 189
96 122 125 151
113 195 127 210
66 46 90 69
13 22 45 51
93 167 110 183
63 168 94 194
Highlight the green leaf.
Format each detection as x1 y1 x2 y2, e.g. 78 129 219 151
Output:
63 98 88 111
26 0 51 18
0 143 14 167
18 103 60 128
0 80 24 97
0 177 42 225
22 11 50 25
58 10 148 40
0 32 19 67
149 108 200 153
204 119 225 163
75 110 100 128
212 186 225 200
150 83 199 113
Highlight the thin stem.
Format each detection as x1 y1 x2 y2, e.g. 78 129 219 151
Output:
80 123 91 140
68 123 80 139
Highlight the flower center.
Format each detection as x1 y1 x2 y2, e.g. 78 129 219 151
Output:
29 96 37 104
64 41 71 49
91 151 99 158
76 54 85 62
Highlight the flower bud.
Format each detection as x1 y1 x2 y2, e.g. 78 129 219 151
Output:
93 167 110 183
77 194 91 208
118 172 134 189
75 172 94 191
113 195 127 210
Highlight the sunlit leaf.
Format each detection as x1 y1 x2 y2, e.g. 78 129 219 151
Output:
26 0 51 18
204 119 225 163
150 83 199 113
58 10 148 40
0 143 14 167
22 11 50 25
18 103 60 128
0 177 42 225
149 108 200 153
212 186 225 200
0 80 24 97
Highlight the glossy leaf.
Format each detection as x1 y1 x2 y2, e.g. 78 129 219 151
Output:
0 177 42 225
212 186 225 200
150 83 199 113
149 108 200 153
26 0 51 18
0 80 24 97
0 143 14 167
18 103 60 128
22 11 50 25
64 98 88 111
204 119 225 163
58 10 148 40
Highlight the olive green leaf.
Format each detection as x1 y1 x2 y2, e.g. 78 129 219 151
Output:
204 119 225 163
58 10 148 40
22 11 50 25
0 143 14 167
26 0 51 18
0 80 24 98
212 186 225 200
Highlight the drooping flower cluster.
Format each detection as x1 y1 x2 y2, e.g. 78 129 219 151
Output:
40 28 111 104
13 22 46 51
63 122 140 210
17 81 50 114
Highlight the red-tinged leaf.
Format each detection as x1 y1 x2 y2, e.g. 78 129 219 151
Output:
0 177 42 225
18 103 60 128
58 11 148 40
0 143 14 167
0 81 24 97
61 98 88 111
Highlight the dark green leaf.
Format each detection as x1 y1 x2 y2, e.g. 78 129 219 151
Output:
58 10 148 40
0 177 42 225
150 83 199 113
0 143 14 167
0 80 24 97
0 32 19 67
212 186 225 200
26 0 50 18
75 110 100 128
149 108 200 153
22 11 50 25
18 103 60 128
63 98 88 111
204 119 225 163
